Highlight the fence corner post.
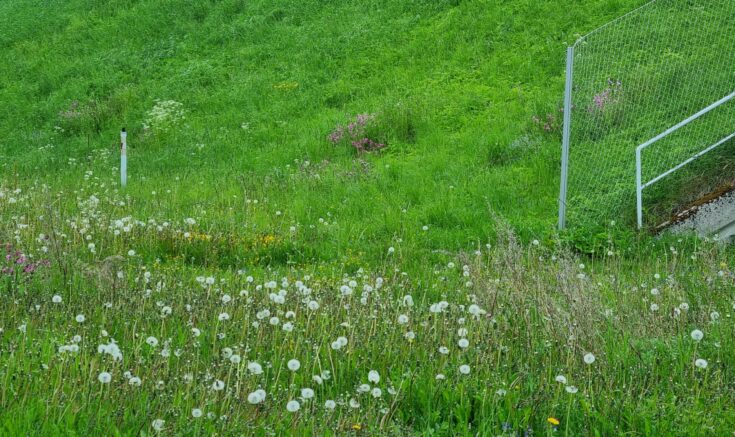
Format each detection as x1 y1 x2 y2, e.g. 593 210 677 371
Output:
558 46 574 231
636 147 643 229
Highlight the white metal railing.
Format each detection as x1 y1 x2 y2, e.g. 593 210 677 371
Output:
635 91 735 228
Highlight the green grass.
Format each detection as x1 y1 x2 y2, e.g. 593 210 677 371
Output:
2 0 735 434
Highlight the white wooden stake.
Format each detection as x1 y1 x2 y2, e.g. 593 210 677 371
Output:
120 128 127 188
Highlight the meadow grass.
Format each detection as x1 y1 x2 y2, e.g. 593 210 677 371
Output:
2 0 735 435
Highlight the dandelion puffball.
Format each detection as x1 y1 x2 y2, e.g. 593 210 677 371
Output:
248 361 263 375
248 390 266 404
368 370 380 384
287 359 301 371
555 375 567 384
98 372 112 384
286 400 300 412
459 364 471 375
695 358 708 369
583 353 596 365
691 329 704 342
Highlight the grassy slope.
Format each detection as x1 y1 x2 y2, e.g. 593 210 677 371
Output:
5 1 735 435
0 0 648 263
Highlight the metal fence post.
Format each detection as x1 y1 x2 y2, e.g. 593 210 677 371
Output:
636 147 642 229
558 46 574 230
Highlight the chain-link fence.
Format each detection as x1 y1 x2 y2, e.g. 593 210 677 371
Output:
558 0 735 231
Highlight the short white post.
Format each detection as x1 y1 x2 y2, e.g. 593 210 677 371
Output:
120 128 127 188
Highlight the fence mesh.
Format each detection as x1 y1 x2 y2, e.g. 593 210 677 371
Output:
564 0 735 230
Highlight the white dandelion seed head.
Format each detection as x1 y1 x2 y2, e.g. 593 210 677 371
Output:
691 329 704 342
300 388 315 399
211 380 225 391
459 364 471 375
98 371 112 384
248 361 263 375
286 400 300 412
287 359 301 371
248 390 266 404
368 370 380 384
565 385 578 394
583 353 596 365
695 358 708 369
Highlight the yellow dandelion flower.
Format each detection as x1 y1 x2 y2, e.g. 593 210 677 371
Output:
547 417 560 426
